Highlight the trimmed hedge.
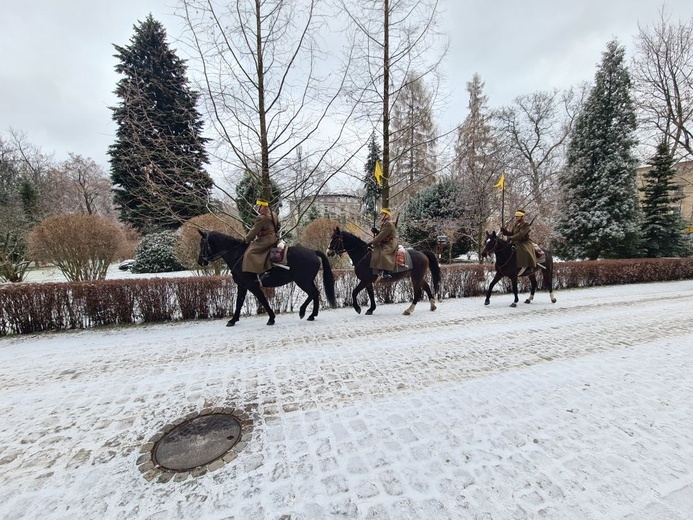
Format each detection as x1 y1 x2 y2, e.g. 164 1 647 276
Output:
1 257 692 335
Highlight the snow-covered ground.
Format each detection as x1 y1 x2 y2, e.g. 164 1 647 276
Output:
1 279 692 519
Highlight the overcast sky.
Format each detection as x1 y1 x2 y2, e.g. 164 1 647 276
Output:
1 0 690 174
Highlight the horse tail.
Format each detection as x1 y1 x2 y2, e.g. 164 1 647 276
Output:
422 250 441 296
316 250 337 308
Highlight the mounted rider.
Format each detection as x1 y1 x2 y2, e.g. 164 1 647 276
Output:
500 209 537 276
368 208 398 280
242 199 280 283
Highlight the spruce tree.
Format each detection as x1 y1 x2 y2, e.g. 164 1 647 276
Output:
362 135 383 227
640 140 690 257
109 15 213 234
555 40 642 260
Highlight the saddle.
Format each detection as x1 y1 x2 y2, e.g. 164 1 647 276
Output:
393 245 412 273
268 240 289 267
533 242 547 265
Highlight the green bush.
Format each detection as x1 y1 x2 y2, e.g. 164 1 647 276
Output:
132 231 185 273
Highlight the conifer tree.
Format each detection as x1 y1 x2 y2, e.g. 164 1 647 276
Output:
640 140 690 257
555 40 642 260
390 72 437 209
109 15 213 234
362 135 383 227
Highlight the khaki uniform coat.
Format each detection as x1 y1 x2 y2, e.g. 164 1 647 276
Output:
242 212 279 273
369 219 398 271
506 219 537 269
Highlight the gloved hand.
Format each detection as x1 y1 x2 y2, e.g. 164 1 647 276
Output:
500 227 510 236
367 243 374 252
371 227 379 235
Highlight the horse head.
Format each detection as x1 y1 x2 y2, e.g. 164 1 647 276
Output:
197 229 214 266
481 230 501 259
326 227 344 257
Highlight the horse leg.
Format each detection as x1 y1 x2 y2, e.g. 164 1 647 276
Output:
249 286 276 325
403 281 423 315
421 280 437 311
351 280 369 314
227 286 247 326
484 272 503 305
301 282 320 321
524 275 537 304
364 283 377 315
510 276 519 307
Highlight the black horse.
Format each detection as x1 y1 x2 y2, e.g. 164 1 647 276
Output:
326 227 440 315
198 230 337 326
481 230 557 307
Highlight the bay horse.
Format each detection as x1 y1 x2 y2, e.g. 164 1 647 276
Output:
326 227 440 315
481 230 557 307
198 230 336 326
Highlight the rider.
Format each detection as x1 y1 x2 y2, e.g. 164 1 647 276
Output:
500 209 537 276
242 199 280 284
368 208 398 280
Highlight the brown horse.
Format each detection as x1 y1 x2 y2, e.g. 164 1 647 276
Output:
326 227 440 315
481 230 557 307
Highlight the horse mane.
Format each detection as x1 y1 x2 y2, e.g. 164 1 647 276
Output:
208 230 245 247
340 229 368 248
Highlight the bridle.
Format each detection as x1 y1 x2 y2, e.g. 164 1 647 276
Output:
328 232 346 256
199 235 243 265
483 235 515 270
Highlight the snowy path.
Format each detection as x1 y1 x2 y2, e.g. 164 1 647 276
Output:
1 281 692 519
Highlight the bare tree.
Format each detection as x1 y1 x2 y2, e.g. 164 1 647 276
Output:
632 8 693 160
178 0 358 223
49 154 116 218
339 0 447 209
494 87 585 238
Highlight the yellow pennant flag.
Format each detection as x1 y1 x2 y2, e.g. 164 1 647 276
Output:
374 160 383 186
493 173 505 190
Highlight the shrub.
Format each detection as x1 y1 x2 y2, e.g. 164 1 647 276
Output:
132 231 185 273
28 214 126 281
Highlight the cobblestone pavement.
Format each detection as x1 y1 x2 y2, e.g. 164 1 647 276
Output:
1 281 692 519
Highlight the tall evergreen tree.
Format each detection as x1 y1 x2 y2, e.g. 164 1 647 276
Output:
362 135 383 227
554 40 642 260
640 140 690 257
390 72 437 209
454 74 504 257
109 15 213 234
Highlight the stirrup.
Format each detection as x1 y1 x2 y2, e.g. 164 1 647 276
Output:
381 271 392 280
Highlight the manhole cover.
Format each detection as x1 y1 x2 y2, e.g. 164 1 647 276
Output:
153 413 241 471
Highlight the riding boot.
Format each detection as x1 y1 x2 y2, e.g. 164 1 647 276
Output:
259 271 271 283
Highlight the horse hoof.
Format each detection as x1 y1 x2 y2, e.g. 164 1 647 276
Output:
430 305 437 312
267 319 275 325
484 300 490 306
354 306 361 314
307 316 315 321
299 311 306 319
524 299 531 304
551 298 557 304
226 320 236 327
365 309 374 315
510 303 517 308
403 310 411 315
